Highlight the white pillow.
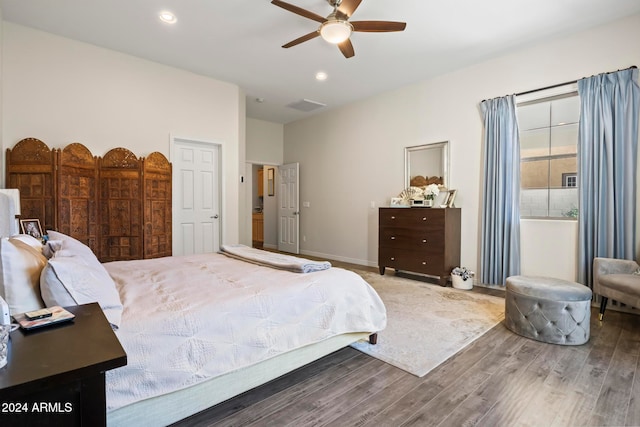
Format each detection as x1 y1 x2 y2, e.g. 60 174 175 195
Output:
46 230 95 259
10 234 44 253
0 237 46 314
41 255 123 329
40 231 123 328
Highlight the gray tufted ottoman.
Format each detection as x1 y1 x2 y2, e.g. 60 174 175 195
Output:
505 276 592 345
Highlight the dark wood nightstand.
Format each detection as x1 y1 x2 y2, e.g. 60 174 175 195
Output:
0 303 127 426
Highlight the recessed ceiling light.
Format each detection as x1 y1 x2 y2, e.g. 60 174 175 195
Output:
315 72 328 81
159 11 177 24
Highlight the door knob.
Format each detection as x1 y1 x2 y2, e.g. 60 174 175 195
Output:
211 215 219 219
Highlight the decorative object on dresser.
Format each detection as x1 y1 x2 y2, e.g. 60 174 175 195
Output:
423 183 440 207
397 186 424 206
378 207 461 286
5 138 172 262
443 189 457 208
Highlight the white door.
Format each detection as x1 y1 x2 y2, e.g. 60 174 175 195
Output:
277 163 300 254
172 139 221 256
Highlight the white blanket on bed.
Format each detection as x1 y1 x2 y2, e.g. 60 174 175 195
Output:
220 244 331 273
103 253 386 411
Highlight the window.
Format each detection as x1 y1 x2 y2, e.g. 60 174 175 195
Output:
562 173 577 188
517 93 579 219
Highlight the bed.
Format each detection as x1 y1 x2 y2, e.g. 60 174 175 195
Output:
2 138 386 424
0 227 387 427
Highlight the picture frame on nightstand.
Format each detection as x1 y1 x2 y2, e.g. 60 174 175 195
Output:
20 218 43 240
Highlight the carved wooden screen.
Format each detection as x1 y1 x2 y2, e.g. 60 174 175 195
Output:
5 138 56 232
56 143 99 254
98 148 143 262
143 152 172 259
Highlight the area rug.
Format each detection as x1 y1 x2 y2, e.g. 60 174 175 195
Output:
350 270 505 377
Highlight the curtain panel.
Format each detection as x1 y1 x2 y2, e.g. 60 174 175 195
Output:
480 95 521 286
578 68 640 287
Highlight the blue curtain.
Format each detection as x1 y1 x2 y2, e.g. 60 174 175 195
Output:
578 68 640 286
480 95 521 286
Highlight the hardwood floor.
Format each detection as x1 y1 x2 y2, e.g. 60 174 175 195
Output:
172 261 640 426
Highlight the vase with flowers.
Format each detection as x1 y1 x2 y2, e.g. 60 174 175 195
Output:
423 183 440 207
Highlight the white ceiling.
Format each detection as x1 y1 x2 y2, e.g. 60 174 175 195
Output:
2 0 640 124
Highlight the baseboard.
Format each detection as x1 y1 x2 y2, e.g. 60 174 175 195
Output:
298 249 375 268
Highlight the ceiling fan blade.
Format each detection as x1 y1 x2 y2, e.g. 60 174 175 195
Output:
271 0 326 23
351 21 407 32
338 39 355 58
282 31 320 48
337 0 363 18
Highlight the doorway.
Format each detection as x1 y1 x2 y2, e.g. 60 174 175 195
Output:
251 164 265 248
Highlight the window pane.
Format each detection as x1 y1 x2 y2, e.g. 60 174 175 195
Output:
517 102 550 130
551 96 580 125
521 159 549 189
550 187 578 218
521 128 550 158
550 124 578 156
521 188 549 217
550 157 577 188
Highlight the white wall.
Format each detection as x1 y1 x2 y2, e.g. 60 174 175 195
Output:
2 22 245 244
246 118 283 165
284 13 640 279
521 219 578 280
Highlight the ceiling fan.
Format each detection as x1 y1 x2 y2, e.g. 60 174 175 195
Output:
271 0 406 58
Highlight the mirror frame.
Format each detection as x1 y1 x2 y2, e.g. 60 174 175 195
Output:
404 141 449 189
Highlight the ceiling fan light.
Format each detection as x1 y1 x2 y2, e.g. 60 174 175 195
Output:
320 20 352 44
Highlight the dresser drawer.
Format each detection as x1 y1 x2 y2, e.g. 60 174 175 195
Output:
378 247 444 275
379 209 444 230
379 227 444 251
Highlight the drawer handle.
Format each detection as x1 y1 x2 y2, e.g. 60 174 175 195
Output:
391 236 396 240
422 217 427 221
422 261 427 265
390 257 395 261
391 216 396 220
422 239 427 243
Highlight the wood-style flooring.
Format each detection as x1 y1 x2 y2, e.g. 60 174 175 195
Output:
173 264 640 427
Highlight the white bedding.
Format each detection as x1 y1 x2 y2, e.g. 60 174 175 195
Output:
103 253 386 412
221 244 332 272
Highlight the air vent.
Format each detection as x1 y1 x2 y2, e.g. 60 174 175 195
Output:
286 99 327 112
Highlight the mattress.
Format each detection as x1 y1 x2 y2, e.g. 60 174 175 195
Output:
103 253 386 413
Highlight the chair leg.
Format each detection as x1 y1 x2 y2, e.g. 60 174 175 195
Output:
599 297 608 321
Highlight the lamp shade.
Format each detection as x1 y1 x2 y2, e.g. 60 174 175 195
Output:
320 20 352 44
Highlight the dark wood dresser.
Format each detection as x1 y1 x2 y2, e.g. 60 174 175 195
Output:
378 207 461 285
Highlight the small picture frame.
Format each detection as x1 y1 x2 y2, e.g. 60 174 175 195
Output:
20 219 44 239
444 189 457 208
390 197 404 207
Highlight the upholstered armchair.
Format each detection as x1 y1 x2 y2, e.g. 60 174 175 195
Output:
593 257 640 320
